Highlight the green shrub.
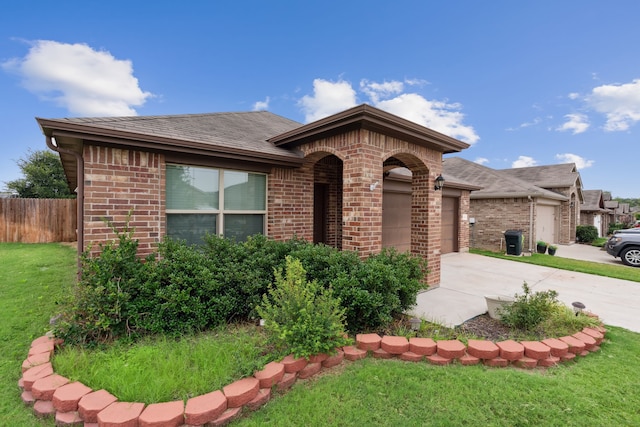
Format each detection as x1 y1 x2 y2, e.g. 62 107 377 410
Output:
608 222 626 235
498 282 560 331
257 256 350 358
54 218 152 345
576 225 598 243
57 226 426 346
291 245 427 332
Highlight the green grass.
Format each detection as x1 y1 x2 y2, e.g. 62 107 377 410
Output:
53 324 271 403
235 327 640 426
471 249 640 282
3 242 640 426
0 243 76 426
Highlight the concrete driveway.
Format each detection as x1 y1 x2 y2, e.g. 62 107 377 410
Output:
410 244 640 333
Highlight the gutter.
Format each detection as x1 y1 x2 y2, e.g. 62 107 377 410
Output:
46 136 83 280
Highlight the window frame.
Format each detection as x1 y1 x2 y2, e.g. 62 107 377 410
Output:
165 163 268 242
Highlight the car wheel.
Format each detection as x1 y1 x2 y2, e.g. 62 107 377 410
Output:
620 247 640 267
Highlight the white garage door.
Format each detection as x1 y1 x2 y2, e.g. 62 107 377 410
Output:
536 205 556 244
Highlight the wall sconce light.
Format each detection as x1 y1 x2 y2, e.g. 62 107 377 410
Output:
369 181 379 191
569 201 575 208
571 301 585 316
434 174 445 191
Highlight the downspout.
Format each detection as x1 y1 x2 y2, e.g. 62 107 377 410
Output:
528 195 534 253
46 136 84 280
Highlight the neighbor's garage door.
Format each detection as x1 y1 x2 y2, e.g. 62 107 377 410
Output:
441 196 458 254
536 204 557 244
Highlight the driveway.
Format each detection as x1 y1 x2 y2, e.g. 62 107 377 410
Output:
410 244 640 333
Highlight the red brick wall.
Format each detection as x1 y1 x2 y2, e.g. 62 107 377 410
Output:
268 129 444 286
83 145 163 257
470 198 532 252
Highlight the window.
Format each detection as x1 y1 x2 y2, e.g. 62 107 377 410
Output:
166 164 266 245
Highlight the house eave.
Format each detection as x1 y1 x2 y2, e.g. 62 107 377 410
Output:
268 104 470 154
37 118 304 168
471 191 568 201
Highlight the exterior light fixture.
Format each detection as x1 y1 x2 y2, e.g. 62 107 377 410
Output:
434 174 445 191
410 317 422 331
570 201 575 208
369 181 380 191
571 301 585 316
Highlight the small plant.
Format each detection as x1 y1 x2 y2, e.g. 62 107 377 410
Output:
536 241 548 254
257 256 350 359
498 282 560 331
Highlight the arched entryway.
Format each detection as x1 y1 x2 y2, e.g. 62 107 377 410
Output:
312 154 343 249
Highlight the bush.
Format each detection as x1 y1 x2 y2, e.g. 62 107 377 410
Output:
257 256 350 358
608 222 626 235
56 227 427 346
576 225 598 243
498 282 560 331
54 218 152 345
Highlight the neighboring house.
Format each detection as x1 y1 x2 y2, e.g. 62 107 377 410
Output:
37 104 470 286
442 157 582 252
580 189 609 237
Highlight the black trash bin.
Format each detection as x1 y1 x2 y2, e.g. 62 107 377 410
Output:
504 230 523 256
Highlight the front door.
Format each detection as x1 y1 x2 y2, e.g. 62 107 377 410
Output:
314 183 328 244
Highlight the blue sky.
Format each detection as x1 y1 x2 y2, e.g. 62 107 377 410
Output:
1 1 639 197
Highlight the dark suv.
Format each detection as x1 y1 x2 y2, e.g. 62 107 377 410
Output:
606 228 640 267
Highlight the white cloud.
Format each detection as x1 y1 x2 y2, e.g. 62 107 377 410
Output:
555 153 594 169
556 113 589 134
474 157 489 165
512 156 537 168
298 79 357 122
2 40 152 116
507 117 542 131
587 79 640 131
253 96 270 111
360 79 404 104
568 92 580 100
298 77 479 144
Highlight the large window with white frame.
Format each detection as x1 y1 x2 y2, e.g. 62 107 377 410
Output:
166 164 267 245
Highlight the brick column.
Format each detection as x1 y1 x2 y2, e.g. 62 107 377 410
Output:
341 152 383 257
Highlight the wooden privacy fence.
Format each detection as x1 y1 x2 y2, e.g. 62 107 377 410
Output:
0 198 77 243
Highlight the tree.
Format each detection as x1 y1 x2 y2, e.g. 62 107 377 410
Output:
4 150 75 198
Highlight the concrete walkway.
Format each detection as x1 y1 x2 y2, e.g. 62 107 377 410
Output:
410 244 640 333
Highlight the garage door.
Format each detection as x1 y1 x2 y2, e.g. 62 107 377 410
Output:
536 205 556 243
441 196 458 254
382 190 411 252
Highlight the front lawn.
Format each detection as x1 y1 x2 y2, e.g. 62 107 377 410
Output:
471 249 640 282
3 242 640 426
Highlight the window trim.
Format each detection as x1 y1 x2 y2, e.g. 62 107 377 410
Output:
165 163 268 241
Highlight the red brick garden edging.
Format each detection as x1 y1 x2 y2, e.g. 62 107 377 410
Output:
19 324 606 426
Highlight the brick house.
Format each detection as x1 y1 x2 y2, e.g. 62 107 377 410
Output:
443 157 583 252
37 104 470 286
580 189 610 237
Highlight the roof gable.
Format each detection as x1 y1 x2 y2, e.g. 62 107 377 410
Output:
269 104 470 154
581 189 605 211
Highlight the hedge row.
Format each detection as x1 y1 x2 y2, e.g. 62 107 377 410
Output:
55 230 427 346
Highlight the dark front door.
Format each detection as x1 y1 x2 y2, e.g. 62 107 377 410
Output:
314 183 328 244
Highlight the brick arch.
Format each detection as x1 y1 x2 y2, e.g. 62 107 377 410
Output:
382 150 442 286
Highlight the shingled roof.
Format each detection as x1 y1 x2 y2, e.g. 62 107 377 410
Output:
581 189 607 212
497 163 583 201
37 111 305 165
443 157 568 200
